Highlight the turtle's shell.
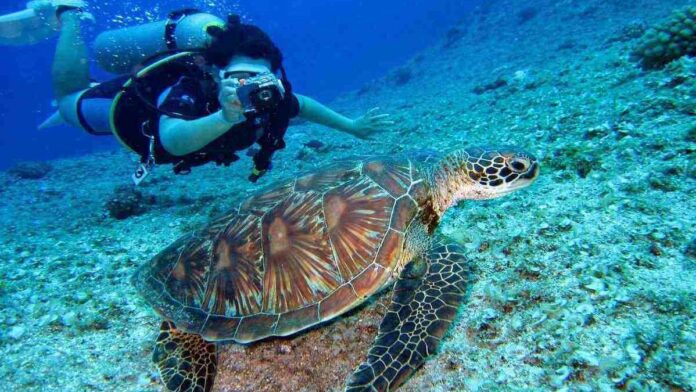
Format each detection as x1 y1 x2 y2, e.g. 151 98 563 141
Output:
133 157 430 343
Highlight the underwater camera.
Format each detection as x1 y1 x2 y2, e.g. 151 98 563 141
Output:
226 72 285 118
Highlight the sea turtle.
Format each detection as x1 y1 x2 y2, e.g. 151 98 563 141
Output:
132 146 539 392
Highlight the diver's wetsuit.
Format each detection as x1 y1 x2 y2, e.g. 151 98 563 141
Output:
50 10 298 175
73 76 129 135
157 75 300 172
74 71 299 174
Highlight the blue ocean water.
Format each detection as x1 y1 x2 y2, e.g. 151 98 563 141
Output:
0 0 476 169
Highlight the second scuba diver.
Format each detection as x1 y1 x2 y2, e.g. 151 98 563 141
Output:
12 1 394 183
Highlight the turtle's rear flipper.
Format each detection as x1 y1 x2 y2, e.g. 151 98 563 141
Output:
345 244 470 392
153 320 217 392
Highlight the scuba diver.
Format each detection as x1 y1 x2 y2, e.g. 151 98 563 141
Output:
1 1 393 183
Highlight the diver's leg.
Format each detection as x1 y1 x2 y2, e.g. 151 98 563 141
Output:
52 10 90 98
52 9 98 132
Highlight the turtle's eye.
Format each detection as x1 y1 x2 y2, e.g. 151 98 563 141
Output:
509 158 530 173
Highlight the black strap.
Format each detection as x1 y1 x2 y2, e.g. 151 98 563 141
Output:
142 57 292 177
75 91 103 136
130 51 210 121
164 9 202 50
250 67 292 171
77 75 131 136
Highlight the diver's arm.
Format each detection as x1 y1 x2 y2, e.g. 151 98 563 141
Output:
159 112 241 156
159 78 245 156
294 94 393 139
294 94 355 134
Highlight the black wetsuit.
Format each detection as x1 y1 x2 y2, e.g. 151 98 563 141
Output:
153 75 301 173
81 69 300 178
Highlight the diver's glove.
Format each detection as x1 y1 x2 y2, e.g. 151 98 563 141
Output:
248 167 267 183
250 150 273 183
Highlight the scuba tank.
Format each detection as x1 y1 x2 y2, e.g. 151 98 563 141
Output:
94 10 224 74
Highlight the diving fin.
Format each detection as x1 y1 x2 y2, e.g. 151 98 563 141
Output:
38 110 65 130
0 1 91 46
0 2 59 46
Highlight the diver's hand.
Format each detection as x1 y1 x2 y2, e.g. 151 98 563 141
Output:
248 167 266 183
350 107 394 139
218 79 244 124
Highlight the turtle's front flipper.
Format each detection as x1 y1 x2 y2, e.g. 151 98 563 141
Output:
153 320 217 392
345 244 470 392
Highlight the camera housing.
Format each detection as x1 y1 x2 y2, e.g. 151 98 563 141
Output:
226 72 286 118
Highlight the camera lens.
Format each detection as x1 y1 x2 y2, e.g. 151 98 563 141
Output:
258 90 273 102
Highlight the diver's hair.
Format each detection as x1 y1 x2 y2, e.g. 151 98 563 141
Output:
206 15 283 72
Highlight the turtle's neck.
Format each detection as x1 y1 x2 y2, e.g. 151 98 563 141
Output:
426 153 480 218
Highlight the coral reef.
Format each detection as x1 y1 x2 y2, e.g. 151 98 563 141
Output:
633 6 696 69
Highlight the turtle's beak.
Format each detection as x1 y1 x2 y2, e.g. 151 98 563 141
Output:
522 161 540 180
500 160 539 194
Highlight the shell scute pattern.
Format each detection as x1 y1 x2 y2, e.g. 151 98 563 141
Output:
238 179 296 216
363 158 412 197
202 214 264 317
324 178 394 282
374 230 406 269
318 283 359 321
351 264 390 299
164 233 213 310
142 157 428 342
295 161 363 191
260 190 341 313
201 315 241 341
275 303 320 335
234 313 280 342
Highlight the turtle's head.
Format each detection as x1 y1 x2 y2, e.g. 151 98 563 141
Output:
431 147 539 213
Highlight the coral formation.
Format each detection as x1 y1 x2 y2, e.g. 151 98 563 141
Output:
633 6 696 69
105 185 154 220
